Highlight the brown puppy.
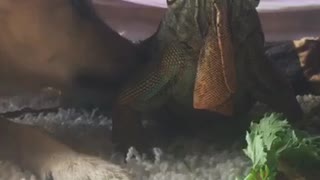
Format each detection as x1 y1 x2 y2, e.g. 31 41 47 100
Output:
0 0 138 179
0 0 139 107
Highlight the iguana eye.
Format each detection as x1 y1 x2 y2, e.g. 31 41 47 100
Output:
167 0 176 6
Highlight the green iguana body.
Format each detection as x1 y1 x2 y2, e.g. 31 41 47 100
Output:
112 0 303 151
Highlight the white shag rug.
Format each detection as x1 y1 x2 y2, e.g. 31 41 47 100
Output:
0 92 319 180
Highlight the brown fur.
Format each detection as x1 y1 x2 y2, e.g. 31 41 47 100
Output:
0 0 138 103
0 0 138 178
0 118 132 179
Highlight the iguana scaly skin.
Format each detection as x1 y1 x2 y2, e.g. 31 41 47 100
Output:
112 0 303 151
193 1 237 115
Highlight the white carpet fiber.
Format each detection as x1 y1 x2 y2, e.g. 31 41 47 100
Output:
0 92 319 180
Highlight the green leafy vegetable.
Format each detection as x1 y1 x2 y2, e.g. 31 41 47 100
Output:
242 113 320 180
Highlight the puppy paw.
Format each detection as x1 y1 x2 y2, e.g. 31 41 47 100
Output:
36 153 132 180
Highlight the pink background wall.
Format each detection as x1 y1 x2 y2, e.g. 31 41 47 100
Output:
92 0 320 41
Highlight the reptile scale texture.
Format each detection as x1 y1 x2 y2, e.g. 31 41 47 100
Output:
193 1 237 115
112 0 303 151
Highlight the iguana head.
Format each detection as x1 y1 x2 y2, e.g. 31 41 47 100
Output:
160 0 261 50
159 0 262 115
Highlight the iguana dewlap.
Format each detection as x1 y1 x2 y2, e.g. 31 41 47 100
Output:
193 2 237 116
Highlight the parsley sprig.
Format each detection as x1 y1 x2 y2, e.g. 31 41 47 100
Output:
243 113 320 180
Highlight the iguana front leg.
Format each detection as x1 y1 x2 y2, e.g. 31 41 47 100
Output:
112 42 191 151
112 104 146 153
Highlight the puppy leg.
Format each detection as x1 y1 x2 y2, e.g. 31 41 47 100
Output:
0 118 132 180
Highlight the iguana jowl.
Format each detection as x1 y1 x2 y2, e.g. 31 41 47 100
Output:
112 0 303 151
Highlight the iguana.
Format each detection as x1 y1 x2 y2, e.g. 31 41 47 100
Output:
112 0 303 152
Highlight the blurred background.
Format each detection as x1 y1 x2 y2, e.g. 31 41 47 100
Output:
92 0 320 41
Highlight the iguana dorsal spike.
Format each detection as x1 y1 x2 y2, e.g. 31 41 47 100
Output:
249 0 260 8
